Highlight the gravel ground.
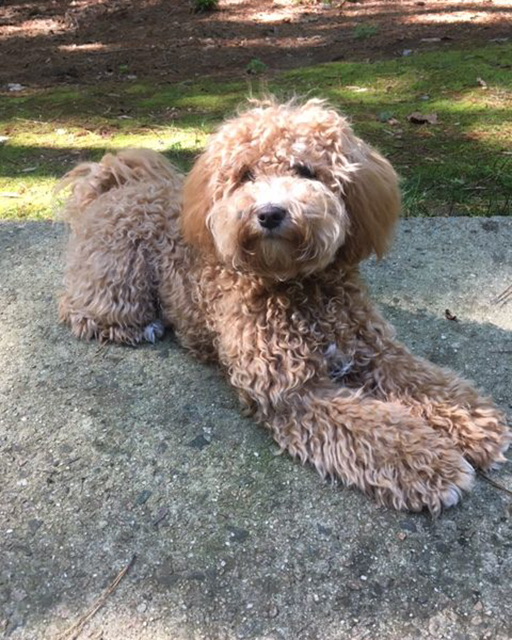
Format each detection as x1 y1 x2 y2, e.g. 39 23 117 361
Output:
0 217 511 640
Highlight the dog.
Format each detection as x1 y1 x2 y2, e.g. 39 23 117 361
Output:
58 99 510 513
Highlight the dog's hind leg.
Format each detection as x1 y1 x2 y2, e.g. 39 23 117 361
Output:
58 149 183 345
59 231 164 345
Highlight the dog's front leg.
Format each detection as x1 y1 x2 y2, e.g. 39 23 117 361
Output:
268 387 476 513
223 338 474 513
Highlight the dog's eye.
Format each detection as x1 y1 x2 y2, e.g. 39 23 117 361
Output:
239 168 255 184
293 164 317 180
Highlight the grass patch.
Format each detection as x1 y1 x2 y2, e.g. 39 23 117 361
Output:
1 43 511 219
353 24 378 39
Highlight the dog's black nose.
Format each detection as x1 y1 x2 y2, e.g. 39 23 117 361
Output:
257 205 286 230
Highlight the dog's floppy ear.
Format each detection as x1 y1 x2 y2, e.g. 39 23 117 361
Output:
181 152 216 254
340 139 401 264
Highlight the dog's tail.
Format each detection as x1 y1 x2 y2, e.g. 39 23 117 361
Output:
56 148 181 225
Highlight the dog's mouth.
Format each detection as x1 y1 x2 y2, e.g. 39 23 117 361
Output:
236 220 320 279
257 227 295 244
239 220 300 252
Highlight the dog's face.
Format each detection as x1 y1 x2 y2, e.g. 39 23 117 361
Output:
182 100 400 279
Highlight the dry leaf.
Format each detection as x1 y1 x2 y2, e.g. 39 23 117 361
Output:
444 309 458 322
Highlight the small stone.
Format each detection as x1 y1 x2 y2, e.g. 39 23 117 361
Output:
227 525 250 543
265 604 279 619
317 523 332 536
187 571 206 581
135 490 152 506
12 589 27 602
137 603 147 614
56 605 71 620
156 441 168 454
473 601 483 611
236 620 259 639
28 519 44 533
187 434 211 450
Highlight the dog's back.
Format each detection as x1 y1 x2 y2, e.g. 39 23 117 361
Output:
57 148 183 228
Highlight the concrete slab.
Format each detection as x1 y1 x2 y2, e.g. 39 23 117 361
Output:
0 217 511 640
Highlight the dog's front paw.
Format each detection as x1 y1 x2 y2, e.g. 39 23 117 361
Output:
280 395 479 513
419 401 511 471
461 406 511 470
374 446 475 514
360 416 477 514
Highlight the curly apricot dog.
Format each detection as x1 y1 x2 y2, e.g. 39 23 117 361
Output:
59 99 510 513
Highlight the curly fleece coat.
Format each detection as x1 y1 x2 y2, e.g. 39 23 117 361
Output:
58 100 510 513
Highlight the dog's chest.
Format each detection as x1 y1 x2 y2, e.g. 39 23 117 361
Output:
281 285 375 381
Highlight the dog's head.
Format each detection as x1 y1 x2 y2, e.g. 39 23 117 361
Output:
182 99 400 280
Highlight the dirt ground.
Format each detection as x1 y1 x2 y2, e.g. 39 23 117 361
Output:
1 0 511 87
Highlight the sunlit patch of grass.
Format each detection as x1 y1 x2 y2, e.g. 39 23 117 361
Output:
0 122 208 218
1 43 511 219
0 175 59 220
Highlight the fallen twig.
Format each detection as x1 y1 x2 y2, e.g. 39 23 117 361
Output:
478 471 512 498
494 284 512 306
54 555 136 640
